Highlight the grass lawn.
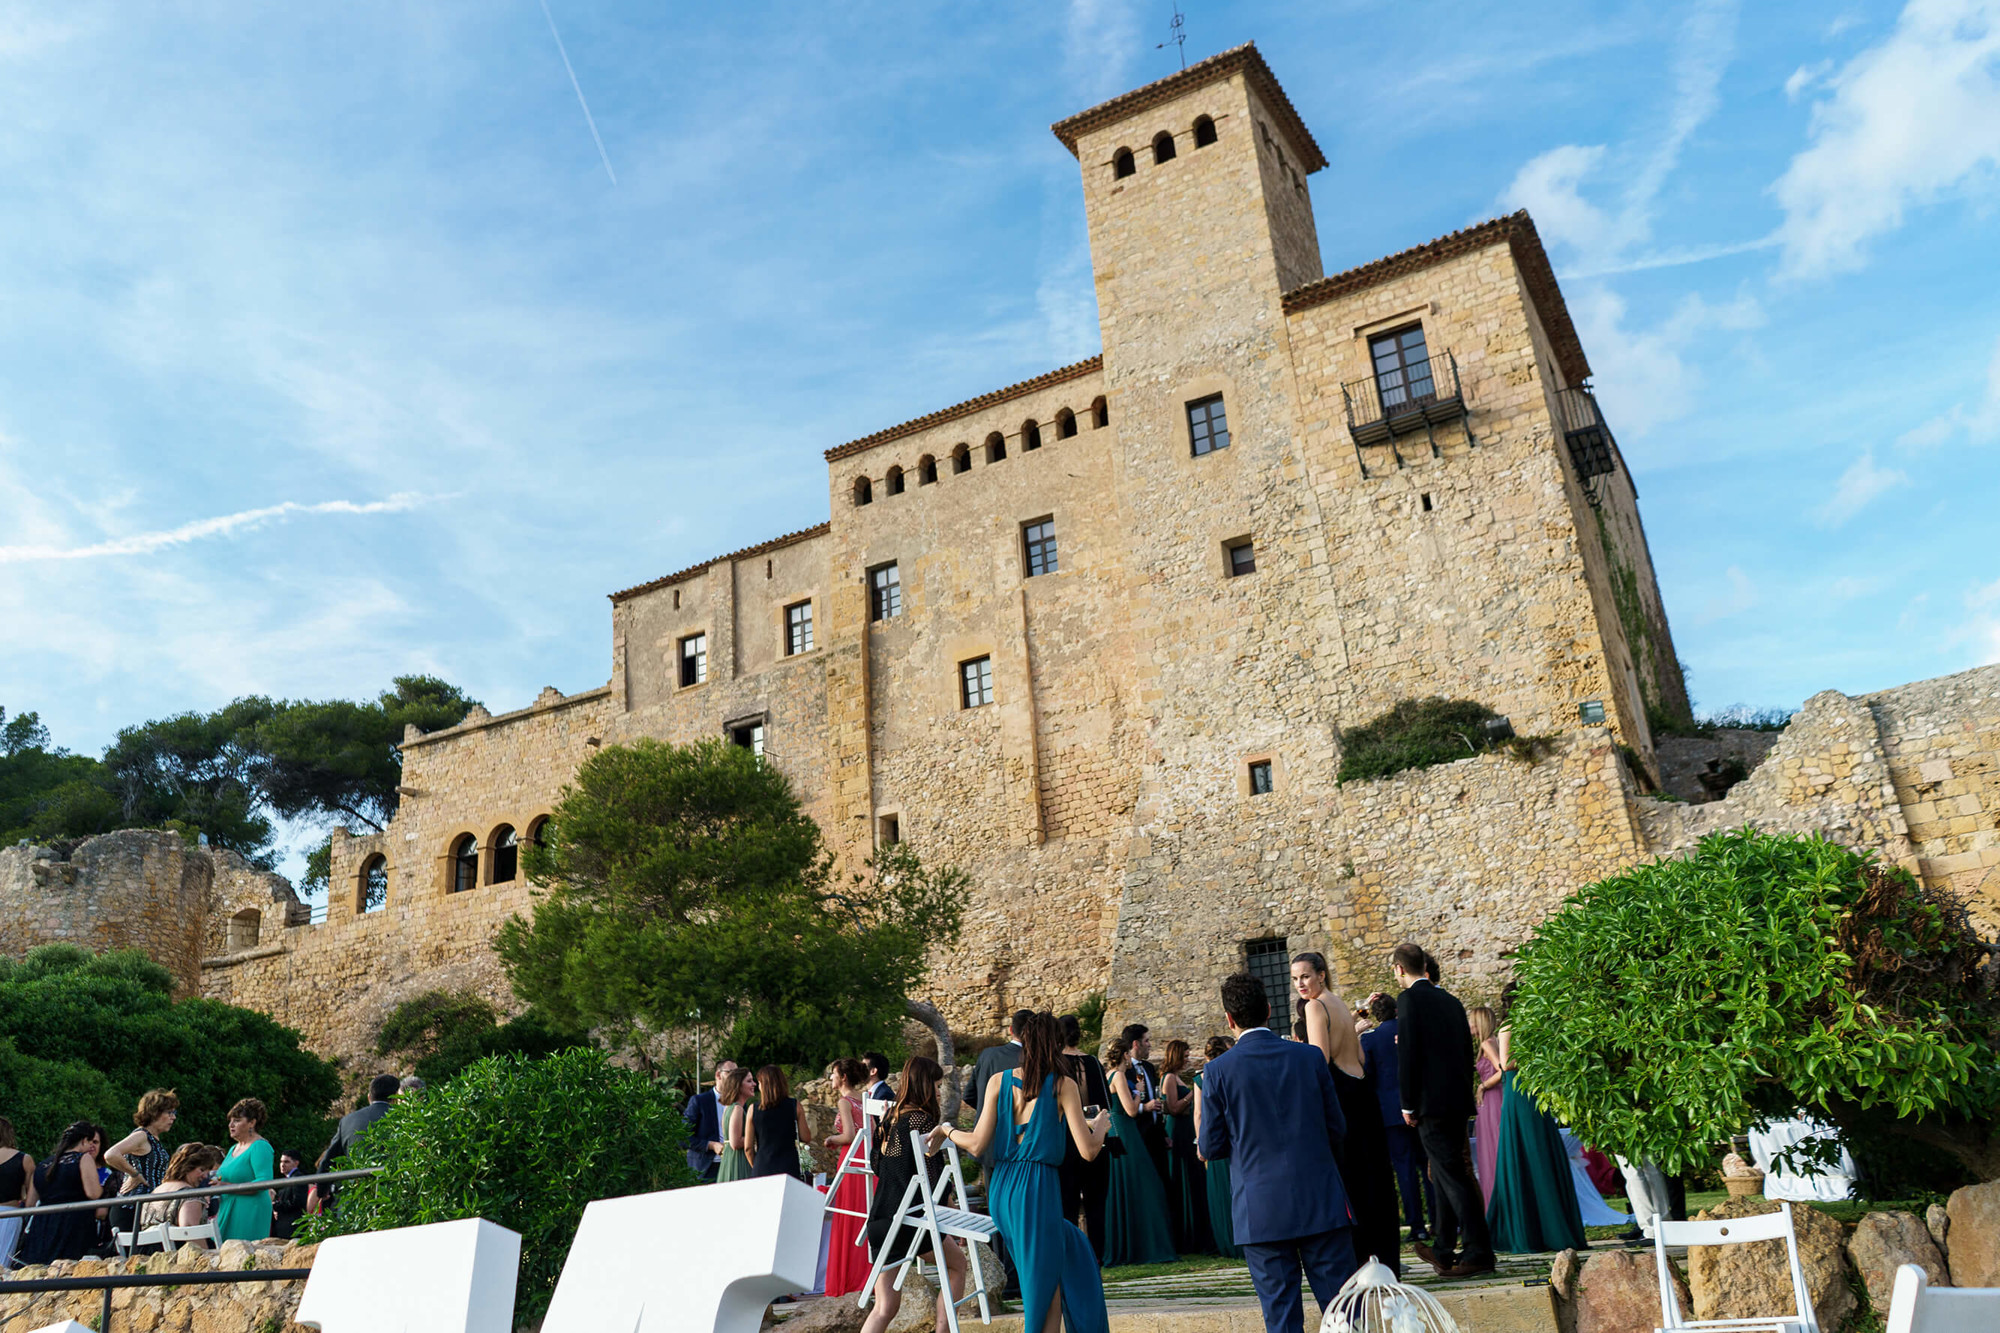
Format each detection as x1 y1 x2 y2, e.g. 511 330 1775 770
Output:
1100 1255 1245 1284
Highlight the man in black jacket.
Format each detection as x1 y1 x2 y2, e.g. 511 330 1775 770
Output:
312 1074 401 1212
1392 943 1493 1278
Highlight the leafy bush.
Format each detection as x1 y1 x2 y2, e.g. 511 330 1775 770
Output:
375 989 593 1085
1336 698 1506 784
1510 829 2000 1178
299 1047 696 1322
0 944 341 1155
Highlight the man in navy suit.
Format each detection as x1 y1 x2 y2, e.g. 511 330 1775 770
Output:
1198 973 1357 1333
1359 993 1433 1244
682 1059 734 1182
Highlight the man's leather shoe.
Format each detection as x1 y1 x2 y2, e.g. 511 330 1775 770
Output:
1411 1240 1440 1268
1442 1258 1496 1279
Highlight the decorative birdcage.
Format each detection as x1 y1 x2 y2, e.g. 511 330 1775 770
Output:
1319 1258 1462 1333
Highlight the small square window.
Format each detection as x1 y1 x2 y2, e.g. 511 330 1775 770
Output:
961 656 994 708
730 721 765 756
1578 700 1607 725
1188 394 1230 456
878 813 901 846
870 563 902 621
1248 760 1273 795
1227 541 1256 577
1023 518 1058 577
679 633 707 687
786 600 814 655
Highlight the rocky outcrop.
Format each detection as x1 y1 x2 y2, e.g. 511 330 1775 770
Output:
776 1294 865 1333
1927 1202 1950 1258
1570 1248 1684 1333
1685 1197 1853 1333
1945 1179 2000 1286
0 1238 316 1331
1847 1210 1949 1315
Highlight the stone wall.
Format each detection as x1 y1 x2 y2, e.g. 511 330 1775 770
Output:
0 1238 315 1332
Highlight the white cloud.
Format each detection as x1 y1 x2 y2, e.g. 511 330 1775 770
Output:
1567 286 1763 435
1895 331 2000 448
1947 577 2000 663
0 494 429 562
1773 0 2000 279
1817 450 1910 525
1700 565 1760 622
1785 61 1832 101
1063 0 1145 103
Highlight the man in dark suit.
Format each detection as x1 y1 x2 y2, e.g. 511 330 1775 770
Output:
1119 1022 1170 1183
1359 992 1432 1244
862 1051 894 1107
313 1073 401 1211
683 1059 735 1183
965 1011 1031 1299
271 1149 308 1239
1199 973 1357 1333
1392 942 1493 1278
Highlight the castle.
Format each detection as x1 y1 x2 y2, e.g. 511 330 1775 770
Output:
8 46 1997 1066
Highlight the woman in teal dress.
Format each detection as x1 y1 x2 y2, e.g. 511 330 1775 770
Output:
1485 1025 1586 1253
215 1097 276 1242
933 1013 1112 1333
715 1069 752 1184
1158 1041 1213 1255
1192 1037 1239 1258
1102 1037 1177 1267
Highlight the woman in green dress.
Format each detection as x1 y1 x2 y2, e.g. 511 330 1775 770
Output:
1101 1037 1176 1266
1485 1024 1586 1253
1159 1041 1213 1254
715 1068 753 1183
1192 1036 1239 1258
215 1097 276 1242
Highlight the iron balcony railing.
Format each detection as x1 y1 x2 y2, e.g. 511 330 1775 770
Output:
1341 350 1467 447
1554 385 1619 496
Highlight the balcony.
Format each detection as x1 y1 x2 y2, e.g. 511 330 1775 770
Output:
1554 385 1619 502
1342 350 1467 448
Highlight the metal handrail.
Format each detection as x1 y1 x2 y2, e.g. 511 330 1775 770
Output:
0 1167 378 1219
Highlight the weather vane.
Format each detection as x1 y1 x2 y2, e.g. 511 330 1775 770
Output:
1157 2 1187 69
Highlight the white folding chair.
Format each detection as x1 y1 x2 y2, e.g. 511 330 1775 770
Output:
1653 1201 1818 1333
110 1214 217 1255
1885 1263 2000 1333
822 1095 889 1251
856 1129 997 1333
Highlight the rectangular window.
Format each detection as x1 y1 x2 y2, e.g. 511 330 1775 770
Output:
1023 518 1058 577
786 600 814 655
1228 540 1256 577
1244 937 1290 1033
1188 394 1230 456
869 563 902 621
878 813 901 846
1370 325 1435 409
961 656 993 708
1248 760 1273 794
679 633 707 687
730 721 765 756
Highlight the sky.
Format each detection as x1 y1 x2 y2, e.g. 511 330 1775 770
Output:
2 1 1997 832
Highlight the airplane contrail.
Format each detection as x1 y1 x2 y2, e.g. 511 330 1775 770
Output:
538 0 617 186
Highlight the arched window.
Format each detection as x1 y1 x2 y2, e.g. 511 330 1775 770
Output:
1091 396 1110 428
886 465 905 495
985 431 1006 463
227 908 261 952
1193 115 1217 148
952 444 972 474
1153 131 1176 164
1112 147 1135 179
359 854 388 914
853 476 872 506
1022 420 1042 451
527 815 551 849
917 455 938 485
1055 409 1077 439
450 834 478 894
489 824 518 884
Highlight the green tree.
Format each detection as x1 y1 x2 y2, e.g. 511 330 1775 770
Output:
298 1048 695 1323
101 697 281 859
0 944 341 1156
0 707 121 844
252 676 481 832
374 989 593 1086
1509 828 2000 1179
496 738 966 1067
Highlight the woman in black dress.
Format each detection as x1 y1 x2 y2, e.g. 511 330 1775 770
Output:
20 1121 107 1267
1057 1013 1111 1261
745 1065 814 1181
1293 952 1403 1277
859 1056 966 1333
1158 1040 1213 1255
0 1116 37 1269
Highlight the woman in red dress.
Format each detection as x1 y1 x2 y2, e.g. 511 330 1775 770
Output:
823 1057 874 1298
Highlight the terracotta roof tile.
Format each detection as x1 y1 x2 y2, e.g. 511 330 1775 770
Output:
822 356 1104 463
1050 43 1326 174
608 522 832 603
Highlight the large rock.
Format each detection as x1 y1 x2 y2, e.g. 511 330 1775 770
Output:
1574 1248 1685 1333
778 1295 866 1333
885 1270 939 1333
1549 1248 1583 1333
1945 1178 2000 1286
1685 1196 1854 1333
1847 1211 1949 1315
1927 1203 1950 1258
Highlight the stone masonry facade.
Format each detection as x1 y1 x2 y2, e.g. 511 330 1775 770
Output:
5 46 1995 1065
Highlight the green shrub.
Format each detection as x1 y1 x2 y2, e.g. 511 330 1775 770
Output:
1510 829 1999 1179
299 1047 697 1322
1336 698 1505 784
374 990 593 1086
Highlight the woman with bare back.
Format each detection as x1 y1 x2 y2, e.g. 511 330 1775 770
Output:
1292 952 1404 1276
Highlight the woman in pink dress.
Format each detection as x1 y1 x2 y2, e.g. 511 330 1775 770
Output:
1469 1005 1505 1209
823 1058 874 1298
